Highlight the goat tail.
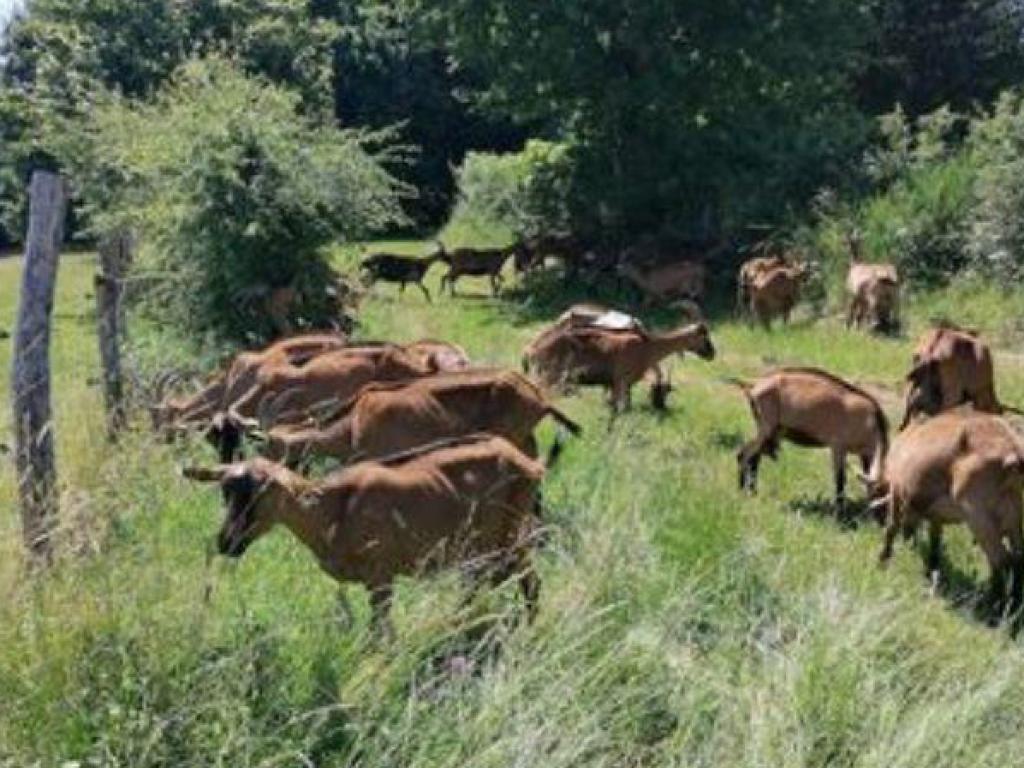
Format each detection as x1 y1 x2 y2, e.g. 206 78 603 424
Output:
546 406 582 437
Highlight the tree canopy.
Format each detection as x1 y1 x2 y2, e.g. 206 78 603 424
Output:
2 0 1024 257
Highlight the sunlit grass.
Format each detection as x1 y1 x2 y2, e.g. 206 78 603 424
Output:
3 247 1024 765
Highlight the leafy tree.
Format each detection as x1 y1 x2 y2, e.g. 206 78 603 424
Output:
0 0 339 243
87 58 408 342
857 0 1024 117
413 0 873 240
448 140 574 240
319 0 526 227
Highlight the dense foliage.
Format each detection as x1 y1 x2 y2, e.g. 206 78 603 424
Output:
857 0 1024 116
447 140 574 241
809 92 1024 290
416 0 874 238
324 1 526 226
3 0 1024 278
0 0 519 243
87 58 407 342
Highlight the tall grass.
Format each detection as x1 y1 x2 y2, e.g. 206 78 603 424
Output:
3 249 1024 765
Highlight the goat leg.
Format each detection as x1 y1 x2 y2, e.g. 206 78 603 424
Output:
879 521 898 565
926 521 944 578
418 282 432 303
831 448 847 515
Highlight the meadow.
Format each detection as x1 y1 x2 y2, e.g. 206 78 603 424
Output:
4 245 1024 766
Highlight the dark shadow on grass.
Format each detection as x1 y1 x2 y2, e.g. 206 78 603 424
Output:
709 429 745 451
405 612 520 703
787 494 876 531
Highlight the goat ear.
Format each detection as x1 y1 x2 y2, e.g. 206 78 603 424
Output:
182 465 230 483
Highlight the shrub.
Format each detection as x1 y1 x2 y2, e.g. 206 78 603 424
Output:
447 140 574 242
968 90 1024 280
87 57 408 343
813 106 975 288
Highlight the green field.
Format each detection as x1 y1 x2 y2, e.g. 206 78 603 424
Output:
4 247 1024 766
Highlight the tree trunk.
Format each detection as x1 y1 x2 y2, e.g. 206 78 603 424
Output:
11 171 67 561
96 231 132 439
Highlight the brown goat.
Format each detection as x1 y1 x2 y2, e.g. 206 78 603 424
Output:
264 368 581 468
845 236 900 333
871 409 1024 615
521 304 646 373
152 332 347 434
440 243 524 296
747 264 807 328
901 325 1005 429
734 367 889 509
184 434 544 631
736 253 787 315
525 323 716 412
209 345 434 461
847 274 900 333
617 260 706 305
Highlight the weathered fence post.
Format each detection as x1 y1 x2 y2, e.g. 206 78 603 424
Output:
11 171 67 560
96 231 132 438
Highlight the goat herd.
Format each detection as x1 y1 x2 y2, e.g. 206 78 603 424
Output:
154 239 1024 635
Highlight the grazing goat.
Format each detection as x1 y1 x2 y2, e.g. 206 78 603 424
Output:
439 243 524 296
733 367 889 509
264 368 581 467
617 260 706 306
845 235 900 333
871 410 1024 616
747 263 808 328
209 344 434 461
361 244 444 302
736 253 787 315
152 332 347 434
522 304 645 373
525 323 716 412
185 435 544 631
901 325 1005 429
847 274 900 333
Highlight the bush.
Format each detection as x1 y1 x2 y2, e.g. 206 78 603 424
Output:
447 140 574 242
87 57 408 343
968 90 1024 280
813 106 975 287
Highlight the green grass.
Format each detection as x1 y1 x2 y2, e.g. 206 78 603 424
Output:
4 246 1024 766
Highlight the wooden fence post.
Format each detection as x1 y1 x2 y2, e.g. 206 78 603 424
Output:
11 171 67 560
96 231 132 438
